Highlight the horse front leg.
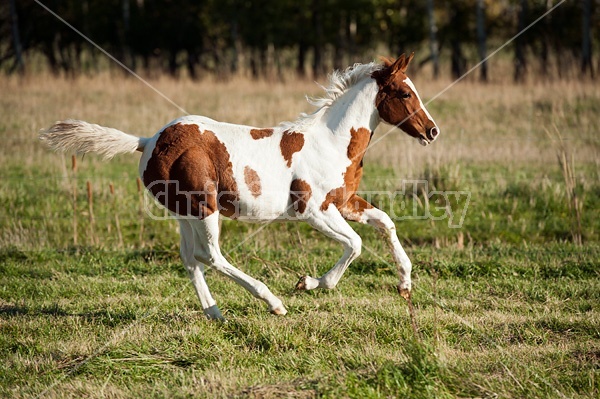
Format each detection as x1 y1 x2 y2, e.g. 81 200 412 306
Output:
342 195 413 299
295 205 362 290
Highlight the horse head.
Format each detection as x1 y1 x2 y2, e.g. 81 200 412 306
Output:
372 53 440 146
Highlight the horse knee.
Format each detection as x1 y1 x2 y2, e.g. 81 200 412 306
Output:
179 249 191 263
374 217 396 233
180 248 197 271
252 281 272 299
348 235 362 258
193 248 215 266
363 209 396 234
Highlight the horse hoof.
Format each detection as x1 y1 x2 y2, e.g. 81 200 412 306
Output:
397 286 411 300
295 276 308 290
270 305 288 316
296 275 320 290
204 305 225 321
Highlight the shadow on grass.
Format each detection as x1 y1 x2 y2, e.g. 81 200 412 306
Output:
0 304 139 327
349 259 395 276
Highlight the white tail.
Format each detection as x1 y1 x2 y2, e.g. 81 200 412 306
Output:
40 119 148 159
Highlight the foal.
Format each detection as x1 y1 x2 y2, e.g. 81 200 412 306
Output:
41 54 440 320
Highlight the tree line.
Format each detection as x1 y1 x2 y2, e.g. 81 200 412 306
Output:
2 0 597 81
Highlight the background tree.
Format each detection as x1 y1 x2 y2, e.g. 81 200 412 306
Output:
427 0 439 79
0 0 595 82
8 0 24 74
514 0 528 82
476 0 487 82
444 1 472 80
581 0 594 77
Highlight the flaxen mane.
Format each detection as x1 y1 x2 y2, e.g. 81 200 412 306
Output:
307 62 381 108
281 62 382 132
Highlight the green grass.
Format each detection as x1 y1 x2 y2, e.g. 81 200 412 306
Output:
2 144 599 399
3 159 598 250
1 243 598 398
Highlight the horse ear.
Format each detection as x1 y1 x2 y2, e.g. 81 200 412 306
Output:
390 54 406 74
390 53 415 74
400 52 415 73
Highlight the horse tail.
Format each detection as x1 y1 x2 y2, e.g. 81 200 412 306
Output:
40 119 149 159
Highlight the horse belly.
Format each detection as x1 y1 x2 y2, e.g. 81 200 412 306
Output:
230 166 293 221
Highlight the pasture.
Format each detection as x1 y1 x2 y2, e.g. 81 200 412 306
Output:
1 70 599 398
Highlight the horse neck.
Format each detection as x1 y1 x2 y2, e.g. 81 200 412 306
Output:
320 77 379 137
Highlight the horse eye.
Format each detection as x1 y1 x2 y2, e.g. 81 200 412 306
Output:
401 92 411 99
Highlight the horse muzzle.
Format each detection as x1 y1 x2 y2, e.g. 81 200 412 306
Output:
419 126 440 146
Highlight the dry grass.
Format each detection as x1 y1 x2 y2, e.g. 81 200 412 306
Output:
2 71 597 177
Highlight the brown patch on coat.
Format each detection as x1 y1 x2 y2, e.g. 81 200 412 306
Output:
244 166 262 198
250 128 274 140
290 179 312 214
320 127 372 212
143 123 239 219
280 131 304 167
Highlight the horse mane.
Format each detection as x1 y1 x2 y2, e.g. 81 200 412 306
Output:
307 62 381 108
281 61 382 132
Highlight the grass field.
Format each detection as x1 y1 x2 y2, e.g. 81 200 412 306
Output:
1 70 599 398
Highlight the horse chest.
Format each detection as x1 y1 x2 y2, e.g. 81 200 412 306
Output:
297 127 371 211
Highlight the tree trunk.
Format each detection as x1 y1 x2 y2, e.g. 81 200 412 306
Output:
121 0 134 70
581 0 594 77
334 11 346 71
187 50 199 80
451 41 466 79
168 51 178 77
427 0 439 79
9 0 24 74
81 0 99 72
538 0 551 78
231 14 243 75
297 40 307 78
348 13 357 60
514 0 528 83
312 0 324 79
476 0 487 82
450 6 466 79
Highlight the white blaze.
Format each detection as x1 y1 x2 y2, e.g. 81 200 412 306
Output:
403 77 438 131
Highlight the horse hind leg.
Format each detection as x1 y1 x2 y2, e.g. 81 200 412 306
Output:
189 212 287 316
178 218 224 320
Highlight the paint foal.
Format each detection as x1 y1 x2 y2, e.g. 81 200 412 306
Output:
41 54 440 320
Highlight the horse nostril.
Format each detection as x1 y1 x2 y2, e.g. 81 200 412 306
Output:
429 127 439 139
